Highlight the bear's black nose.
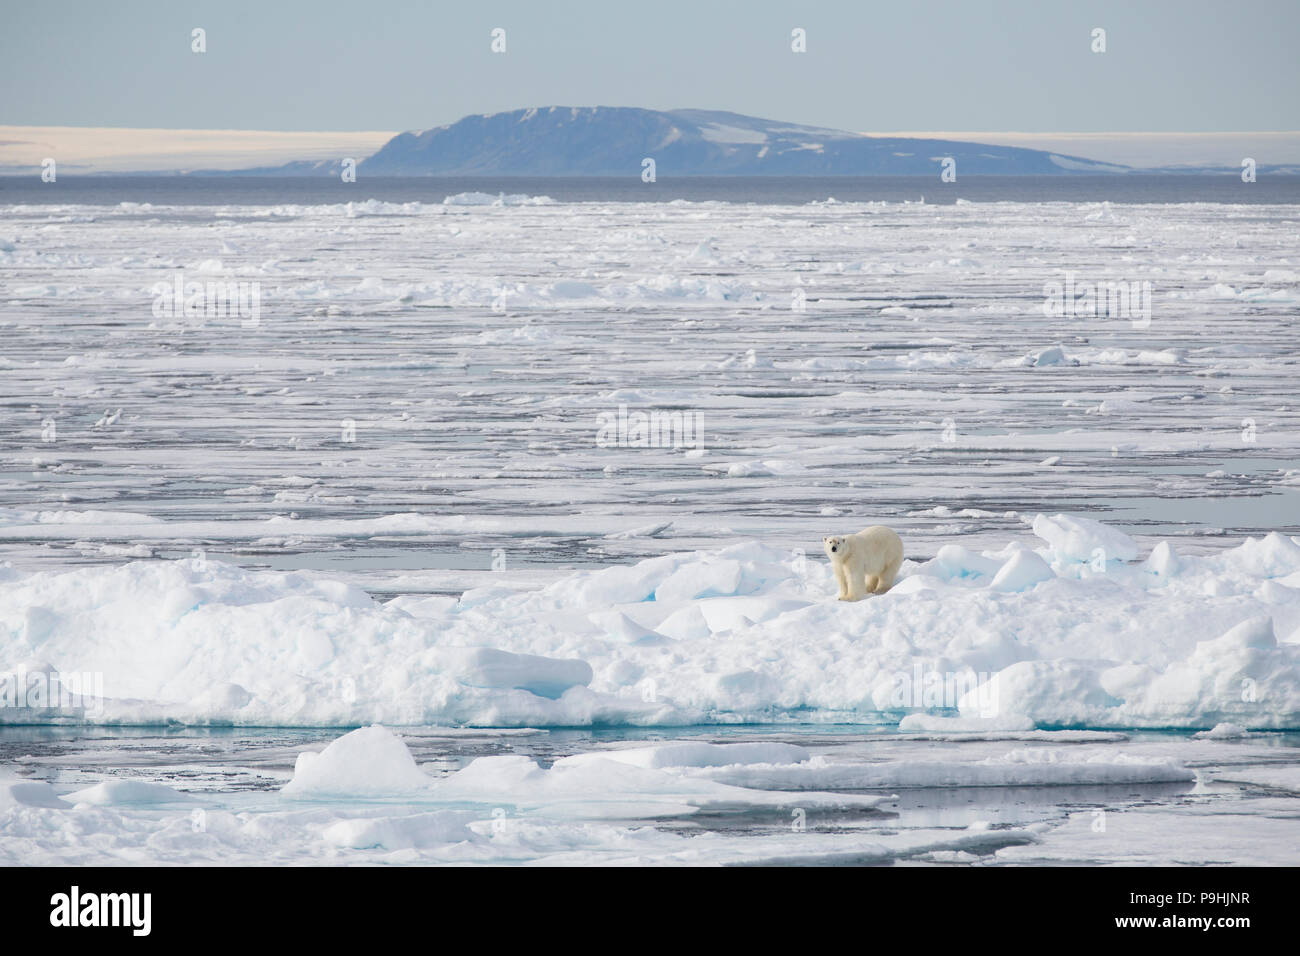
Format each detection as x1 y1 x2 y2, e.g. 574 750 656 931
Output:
831 547 837 552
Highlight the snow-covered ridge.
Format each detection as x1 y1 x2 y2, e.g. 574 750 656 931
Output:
359 106 1122 176
2 515 1298 729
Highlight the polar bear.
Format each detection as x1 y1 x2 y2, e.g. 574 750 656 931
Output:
823 526 904 601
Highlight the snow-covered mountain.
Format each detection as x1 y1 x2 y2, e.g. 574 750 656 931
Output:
357 106 1127 176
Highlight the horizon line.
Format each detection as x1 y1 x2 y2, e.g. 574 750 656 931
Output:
4 125 1300 174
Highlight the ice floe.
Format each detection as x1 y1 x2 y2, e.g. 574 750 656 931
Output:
1 516 1298 729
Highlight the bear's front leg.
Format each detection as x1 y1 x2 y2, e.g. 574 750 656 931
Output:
844 560 869 601
833 563 849 600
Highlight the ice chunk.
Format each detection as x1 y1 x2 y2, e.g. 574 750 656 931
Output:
586 610 664 645
189 682 253 713
1132 617 1299 724
682 750 1192 789
1209 767 1300 793
441 191 554 206
1194 722 1248 739
544 554 678 606
555 741 811 770
386 595 458 619
695 596 809 632
962 660 1120 725
431 752 886 817
445 647 593 699
1030 345 1077 367
928 544 1005 580
654 604 712 640
1144 541 1181 580
654 559 742 603
604 522 673 540
989 550 1054 592
1032 513 1138 563
1217 533 1300 578
321 811 481 850
898 714 1036 733
282 725 432 797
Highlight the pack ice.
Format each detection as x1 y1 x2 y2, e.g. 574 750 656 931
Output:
2 512 1298 729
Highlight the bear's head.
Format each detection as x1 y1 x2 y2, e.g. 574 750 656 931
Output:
823 536 845 558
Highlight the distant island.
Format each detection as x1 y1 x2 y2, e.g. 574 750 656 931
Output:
243 107 1132 177
31 108 1282 179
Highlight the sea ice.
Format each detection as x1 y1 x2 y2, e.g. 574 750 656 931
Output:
1 518 1299 729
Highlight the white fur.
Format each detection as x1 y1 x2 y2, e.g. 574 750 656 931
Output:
822 526 904 601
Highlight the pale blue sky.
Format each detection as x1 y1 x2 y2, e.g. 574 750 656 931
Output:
2 0 1297 133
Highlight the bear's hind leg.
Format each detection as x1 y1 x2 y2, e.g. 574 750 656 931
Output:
874 555 903 593
863 574 880 594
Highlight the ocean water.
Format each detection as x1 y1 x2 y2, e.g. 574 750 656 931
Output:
3 723 1298 866
2 175 1296 590
2 174 1299 866
2 173 1299 206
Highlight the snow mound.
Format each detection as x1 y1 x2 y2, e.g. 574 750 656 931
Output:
0 779 72 810
66 780 200 806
